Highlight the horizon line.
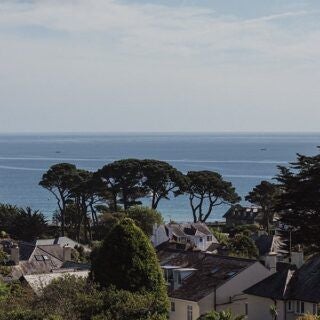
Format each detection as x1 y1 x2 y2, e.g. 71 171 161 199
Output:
0 130 320 135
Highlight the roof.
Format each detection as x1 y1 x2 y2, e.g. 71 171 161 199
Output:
158 248 256 302
245 254 320 303
11 242 64 278
223 205 263 221
244 264 295 300
23 270 89 295
167 222 217 240
35 237 90 252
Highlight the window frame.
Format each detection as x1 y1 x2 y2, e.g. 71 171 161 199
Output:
295 301 305 315
187 305 193 320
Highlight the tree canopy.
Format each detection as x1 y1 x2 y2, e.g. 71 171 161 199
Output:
39 163 79 236
276 151 320 249
180 171 240 222
127 206 164 236
96 159 146 211
91 218 167 294
245 181 280 233
140 159 186 209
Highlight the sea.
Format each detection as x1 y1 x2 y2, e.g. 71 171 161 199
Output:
0 133 319 222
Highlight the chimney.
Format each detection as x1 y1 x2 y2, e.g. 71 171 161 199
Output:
10 244 20 265
265 252 277 274
63 244 72 262
291 245 304 269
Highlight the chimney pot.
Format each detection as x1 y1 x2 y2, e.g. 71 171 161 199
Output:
10 245 20 265
63 244 72 262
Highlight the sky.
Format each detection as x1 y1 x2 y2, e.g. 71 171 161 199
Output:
0 0 320 133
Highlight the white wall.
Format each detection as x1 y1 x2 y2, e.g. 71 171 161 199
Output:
169 298 200 320
247 296 317 320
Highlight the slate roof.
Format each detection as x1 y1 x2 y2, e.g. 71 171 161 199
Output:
23 270 89 295
167 222 217 240
245 254 320 303
11 242 64 278
244 264 295 300
35 237 90 252
158 248 256 302
223 205 263 221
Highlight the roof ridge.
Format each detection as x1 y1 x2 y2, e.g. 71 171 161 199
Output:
37 246 63 262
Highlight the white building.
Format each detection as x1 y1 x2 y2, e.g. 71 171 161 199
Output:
244 250 320 320
157 248 273 320
151 222 219 251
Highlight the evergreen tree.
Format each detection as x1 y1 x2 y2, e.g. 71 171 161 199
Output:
276 151 320 249
245 181 280 233
90 218 168 318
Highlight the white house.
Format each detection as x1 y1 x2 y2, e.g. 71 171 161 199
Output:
157 248 273 320
165 222 219 251
244 250 320 320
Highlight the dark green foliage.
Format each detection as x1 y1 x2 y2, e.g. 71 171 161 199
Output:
180 171 240 222
12 207 48 241
0 204 20 236
276 151 320 249
91 218 167 295
33 276 168 320
140 159 187 209
228 234 258 258
199 310 245 320
245 181 280 233
96 159 146 211
40 163 79 236
0 204 48 241
127 206 163 236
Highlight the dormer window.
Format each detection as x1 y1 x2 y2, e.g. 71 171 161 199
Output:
207 236 212 242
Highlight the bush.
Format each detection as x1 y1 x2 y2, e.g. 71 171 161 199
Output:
127 206 163 236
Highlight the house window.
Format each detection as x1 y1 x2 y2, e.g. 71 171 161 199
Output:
296 301 305 314
177 272 182 285
207 236 212 242
245 302 248 316
199 238 203 243
313 303 317 315
287 300 293 312
171 301 175 312
187 305 193 320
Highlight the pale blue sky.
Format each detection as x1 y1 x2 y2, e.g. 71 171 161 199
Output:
0 0 319 132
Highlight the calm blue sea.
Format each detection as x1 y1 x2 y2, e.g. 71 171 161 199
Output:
0 133 318 222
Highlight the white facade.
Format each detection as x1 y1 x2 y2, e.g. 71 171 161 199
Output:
246 295 319 320
151 224 169 247
168 261 272 320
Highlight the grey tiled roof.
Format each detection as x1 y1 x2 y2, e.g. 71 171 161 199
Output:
245 254 320 303
158 248 255 301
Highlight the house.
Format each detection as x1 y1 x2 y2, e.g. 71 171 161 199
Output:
151 224 169 247
7 241 75 279
224 205 264 227
22 270 89 295
35 236 90 252
157 247 273 320
166 222 219 251
244 250 320 320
